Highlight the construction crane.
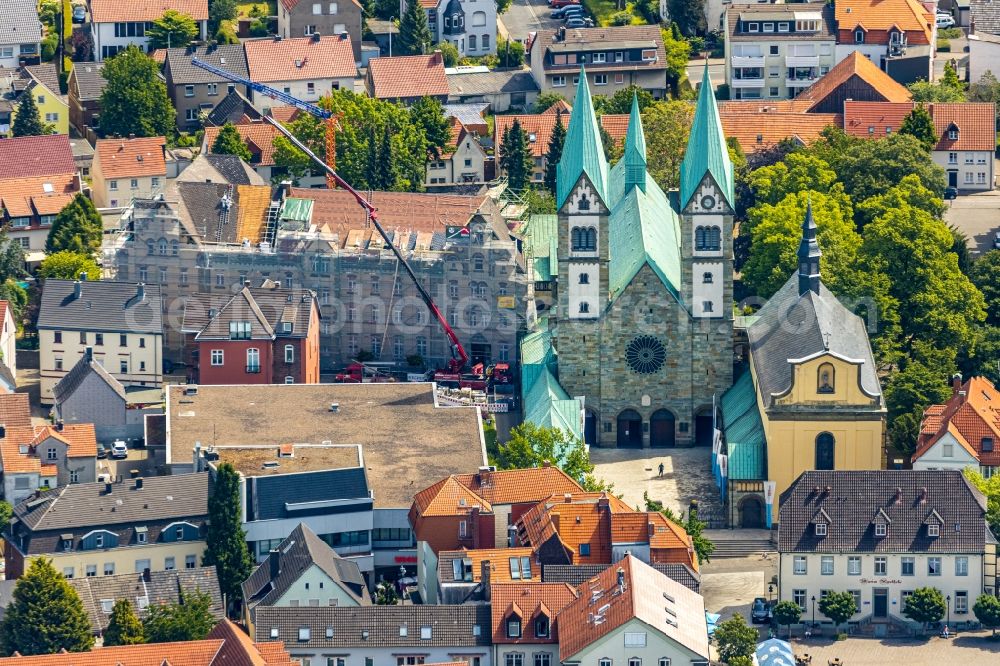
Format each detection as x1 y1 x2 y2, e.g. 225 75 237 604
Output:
191 58 341 189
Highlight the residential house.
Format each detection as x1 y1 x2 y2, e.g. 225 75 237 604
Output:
971 0 1000 37
0 619 292 666
0 301 16 380
242 522 371 635
794 50 913 113
52 348 163 446
912 376 1000 475
92 137 167 208
37 279 163 404
527 26 668 102
777 470 998 628
3 473 209 580
277 0 364 60
430 547 537 604
0 0 41 69
969 31 1000 85
718 102 841 153
201 122 284 183
164 382 487 579
490 582 578 666
181 284 321 385
514 493 699 570
556 554 710 666
427 118 490 188
367 52 450 103
720 205 885 529
723 3 837 101
833 0 935 85
204 88 263 127
0 423 98 503
196 441 374 577
0 134 80 262
68 567 224 635
174 153 267 187
163 44 249 130
444 103 490 137
447 69 539 113
843 101 996 190
88 0 209 61
244 34 357 107
253 605 492 666
1 64 69 136
67 64 107 133
541 562 701 593
415 0 497 58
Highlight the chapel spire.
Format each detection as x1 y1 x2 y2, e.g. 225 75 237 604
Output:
679 62 733 209
623 92 646 193
797 199 822 295
556 67 609 209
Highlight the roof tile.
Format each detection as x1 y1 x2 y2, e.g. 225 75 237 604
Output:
0 135 76 180
89 0 208 23
796 52 912 109
244 35 356 83
490 582 578 644
368 53 449 99
94 137 167 180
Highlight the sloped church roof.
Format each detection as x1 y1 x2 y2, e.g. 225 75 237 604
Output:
556 66 609 209
680 63 734 209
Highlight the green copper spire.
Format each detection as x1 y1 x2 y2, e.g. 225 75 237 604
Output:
679 63 734 209
556 67 609 209
623 93 646 193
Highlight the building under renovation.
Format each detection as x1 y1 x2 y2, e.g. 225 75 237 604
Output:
111 180 534 373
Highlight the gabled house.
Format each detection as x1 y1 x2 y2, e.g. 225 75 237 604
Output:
91 136 167 208
88 0 209 61
164 43 249 130
833 0 935 85
0 0 41 69
67 64 106 133
912 376 1000 474
242 523 371 635
413 0 497 58
426 117 490 188
0 422 98 503
277 0 364 60
367 52 450 103
491 582 578 666
430 547 537 604
1 64 69 136
244 34 357 107
556 554 710 666
175 153 267 187
793 50 912 113
0 301 16 380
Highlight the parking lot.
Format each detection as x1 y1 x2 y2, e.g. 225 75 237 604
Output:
499 0 566 43
944 188 1000 257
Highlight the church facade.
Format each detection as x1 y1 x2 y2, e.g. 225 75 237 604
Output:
537 67 735 449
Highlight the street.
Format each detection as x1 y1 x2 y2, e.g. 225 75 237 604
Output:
687 58 725 90
944 188 1000 257
498 0 563 43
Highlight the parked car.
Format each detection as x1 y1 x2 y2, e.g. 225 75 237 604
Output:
945 186 958 200
552 4 583 18
994 231 1000 249
549 0 579 8
72 3 86 22
560 7 586 20
565 16 594 27
111 440 128 459
751 597 773 624
937 14 955 28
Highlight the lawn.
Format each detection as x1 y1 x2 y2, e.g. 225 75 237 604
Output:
581 0 648 27
238 0 278 18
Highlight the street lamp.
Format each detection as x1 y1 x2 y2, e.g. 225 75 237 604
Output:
768 584 774 603
946 594 951 630
811 595 817 627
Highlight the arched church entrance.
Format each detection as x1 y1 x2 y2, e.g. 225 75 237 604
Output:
649 409 676 448
617 409 643 448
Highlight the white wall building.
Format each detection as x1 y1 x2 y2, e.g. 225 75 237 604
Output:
88 0 208 61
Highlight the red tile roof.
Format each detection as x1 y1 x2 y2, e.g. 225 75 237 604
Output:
796 52 912 109
0 423 99 473
0 175 79 219
437 547 538 583
842 100 913 139
490 582 578 644
721 110 841 153
412 476 493 517
368 53 449 99
0 641 225 666
89 0 208 23
208 619 293 666
842 101 997 151
0 135 76 180
203 123 281 167
94 137 167 179
245 35 357 83
495 113 628 158
453 466 584 506
0 394 32 428
914 377 1000 466
835 0 933 44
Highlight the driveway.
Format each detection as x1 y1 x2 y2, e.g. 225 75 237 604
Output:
499 0 561 43
943 188 1000 257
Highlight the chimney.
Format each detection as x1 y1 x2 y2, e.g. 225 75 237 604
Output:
480 559 491 601
919 487 928 504
135 477 143 490
477 465 491 488
84 346 93 362
128 133 135 140
73 280 82 300
431 49 443 66
616 567 625 593
542 459 551 468
952 373 963 395
895 487 903 504
558 26 566 41
105 482 113 494
269 549 281 580
971 16 976 35
143 568 151 582
79 271 88 282
136 283 146 301
507 523 517 547
311 31 321 42
55 420 64 432
647 522 655 537
564 493 572 503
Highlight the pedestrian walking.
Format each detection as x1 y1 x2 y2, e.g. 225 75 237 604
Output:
658 462 665 477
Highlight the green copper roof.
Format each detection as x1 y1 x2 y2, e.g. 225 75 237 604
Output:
622 93 647 193
523 364 583 445
556 68 609 209
720 370 766 481
520 318 556 369
524 214 558 282
679 63 734 210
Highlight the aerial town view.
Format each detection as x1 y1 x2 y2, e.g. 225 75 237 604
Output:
0 0 999 664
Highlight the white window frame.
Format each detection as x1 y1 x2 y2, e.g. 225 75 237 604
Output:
210 349 224 366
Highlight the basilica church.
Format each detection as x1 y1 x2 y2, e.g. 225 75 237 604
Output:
520 66 736 449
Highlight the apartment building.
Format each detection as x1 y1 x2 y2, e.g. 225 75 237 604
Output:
114 183 532 372
37 279 163 404
724 3 837 100
164 44 249 130
833 0 935 85
419 0 498 57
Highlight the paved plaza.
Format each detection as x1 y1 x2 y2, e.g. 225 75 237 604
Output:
590 445 719 516
787 634 1000 665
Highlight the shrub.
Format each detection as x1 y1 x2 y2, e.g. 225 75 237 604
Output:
939 27 962 39
938 39 951 52
611 11 632 25
249 18 268 37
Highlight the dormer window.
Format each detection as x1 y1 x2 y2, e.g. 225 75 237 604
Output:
928 524 939 537
535 615 549 637
948 127 959 140
815 523 827 536
875 523 887 537
855 29 865 44
507 617 521 638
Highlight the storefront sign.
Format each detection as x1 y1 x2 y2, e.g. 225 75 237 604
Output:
859 578 902 585
394 556 417 564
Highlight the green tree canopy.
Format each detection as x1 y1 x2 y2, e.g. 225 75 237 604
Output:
46 193 104 255
908 63 965 102
397 0 432 56
661 25 691 97
668 0 706 35
211 122 252 162
143 590 216 643
593 86 654 115
884 358 952 454
855 173 946 229
972 250 1000 327
644 493 714 564
642 100 694 191
435 41 459 67
818 591 857 632
38 251 101 281
103 599 145 646
209 0 238 31
375 580 399 605
409 96 450 159
713 615 758 663
747 152 840 207
0 558 94 655
497 39 525 67
499 118 532 191
11 93 47 137
543 109 566 196
533 92 566 113
772 601 803 639
493 422 598 486
99 46 175 138
147 10 200 50
900 104 937 151
964 468 1000 539
974 593 1000 637
901 587 946 630
203 463 253 616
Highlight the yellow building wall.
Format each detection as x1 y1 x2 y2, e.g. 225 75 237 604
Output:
753 353 885 502
9 86 69 137
31 541 206 579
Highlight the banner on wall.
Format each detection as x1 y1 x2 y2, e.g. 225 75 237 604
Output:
764 481 777 529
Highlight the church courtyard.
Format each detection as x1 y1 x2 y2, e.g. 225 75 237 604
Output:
590 445 720 518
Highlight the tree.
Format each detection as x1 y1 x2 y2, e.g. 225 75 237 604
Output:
143 590 216 643
908 63 965 102
661 24 691 97
209 0 238 31
493 423 600 487
747 152 839 208
543 109 566 195
46 194 103 255
974 593 1000 638
901 587 946 632
435 41 460 67
533 92 566 113
497 39 525 68
12 92 50 137
0 501 11 534
0 558 94 655
712 615 758 664
593 86 654 115
642 100 694 190
667 0 706 36
772 601 802 640
855 173 946 229
211 122 252 161
969 71 1000 126
973 251 1000 327
499 118 532 191
965 468 1000 539
203 463 253 616
38 252 101 281
397 0 433 56
644 493 714 564
376 122 397 190
818 591 857 633
884 360 952 454
410 97 450 159
99 46 175 138
103 599 146 646
147 10 199 50
900 104 936 151
375 580 399 605
496 0 514 13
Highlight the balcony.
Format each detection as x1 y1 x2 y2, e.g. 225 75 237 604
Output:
731 55 765 68
732 77 765 89
785 55 820 67
786 76 820 88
